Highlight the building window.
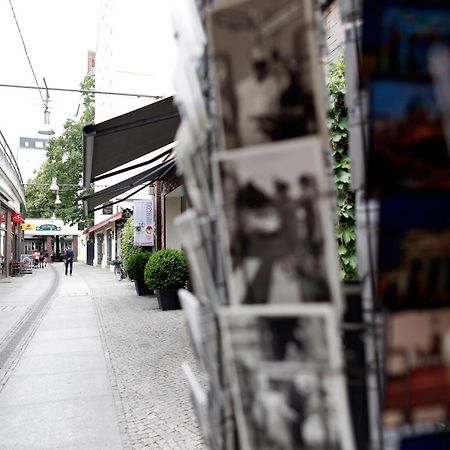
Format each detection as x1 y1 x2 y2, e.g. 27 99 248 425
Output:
35 141 44 148
24 141 29 147
102 204 113 215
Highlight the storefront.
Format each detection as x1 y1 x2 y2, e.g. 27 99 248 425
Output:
0 130 26 277
0 207 25 277
0 206 7 275
81 211 125 268
22 219 80 262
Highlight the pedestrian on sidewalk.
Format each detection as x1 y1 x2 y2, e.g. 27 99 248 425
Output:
64 246 74 276
39 251 45 268
32 250 40 268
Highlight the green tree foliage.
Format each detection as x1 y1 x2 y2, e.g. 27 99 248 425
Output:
25 76 95 228
327 56 357 280
120 217 140 262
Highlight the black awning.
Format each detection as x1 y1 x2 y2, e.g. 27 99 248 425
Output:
83 159 175 213
83 96 180 188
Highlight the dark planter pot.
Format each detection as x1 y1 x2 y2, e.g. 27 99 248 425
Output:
156 288 181 310
134 279 150 296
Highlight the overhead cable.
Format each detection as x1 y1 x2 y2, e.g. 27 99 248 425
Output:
0 82 164 99
7 0 45 107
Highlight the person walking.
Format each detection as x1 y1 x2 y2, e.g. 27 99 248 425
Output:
64 246 74 276
39 251 45 268
32 250 40 268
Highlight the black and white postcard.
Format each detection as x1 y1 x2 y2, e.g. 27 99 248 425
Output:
221 307 354 450
171 0 206 59
175 210 221 309
221 305 343 368
179 289 225 422
208 0 326 150
173 56 209 142
182 363 211 444
175 123 214 216
215 137 342 309
233 369 354 450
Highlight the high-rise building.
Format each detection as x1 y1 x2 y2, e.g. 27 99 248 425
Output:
82 0 179 268
16 136 48 184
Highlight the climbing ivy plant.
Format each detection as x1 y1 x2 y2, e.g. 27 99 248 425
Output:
327 55 357 280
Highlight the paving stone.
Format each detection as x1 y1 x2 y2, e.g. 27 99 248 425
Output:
81 265 206 449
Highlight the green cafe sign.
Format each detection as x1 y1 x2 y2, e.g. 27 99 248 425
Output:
36 224 61 232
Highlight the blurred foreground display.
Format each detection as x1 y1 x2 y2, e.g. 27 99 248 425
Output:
171 0 450 449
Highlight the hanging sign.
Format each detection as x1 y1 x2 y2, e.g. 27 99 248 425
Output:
21 223 36 231
36 224 61 231
0 213 5 223
133 200 154 246
12 213 23 223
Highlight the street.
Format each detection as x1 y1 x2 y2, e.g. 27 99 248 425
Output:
0 263 204 449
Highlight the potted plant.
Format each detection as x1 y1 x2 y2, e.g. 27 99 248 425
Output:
124 251 151 296
144 249 189 310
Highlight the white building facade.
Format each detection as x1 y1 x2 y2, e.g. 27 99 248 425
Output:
16 136 48 184
85 0 178 268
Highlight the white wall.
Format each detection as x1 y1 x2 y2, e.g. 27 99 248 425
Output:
95 0 176 123
165 196 182 250
0 144 25 211
92 0 177 238
324 1 345 62
17 146 47 184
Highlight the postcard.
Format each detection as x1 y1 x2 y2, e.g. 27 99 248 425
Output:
361 0 450 81
384 309 450 429
207 0 326 150
220 306 354 450
367 79 450 194
378 195 450 311
400 431 450 450
215 136 343 309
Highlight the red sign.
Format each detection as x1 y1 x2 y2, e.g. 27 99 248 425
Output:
0 213 5 223
12 213 23 223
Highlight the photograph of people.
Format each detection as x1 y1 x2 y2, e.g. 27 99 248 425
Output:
209 0 321 150
232 364 353 450
217 138 340 307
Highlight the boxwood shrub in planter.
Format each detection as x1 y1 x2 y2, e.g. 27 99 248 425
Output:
144 249 189 310
124 251 151 296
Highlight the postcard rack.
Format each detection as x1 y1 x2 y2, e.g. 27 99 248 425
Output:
173 1 388 449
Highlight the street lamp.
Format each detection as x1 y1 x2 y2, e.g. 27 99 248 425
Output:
38 78 55 136
49 177 59 192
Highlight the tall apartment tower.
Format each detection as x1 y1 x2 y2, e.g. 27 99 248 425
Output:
16 137 48 184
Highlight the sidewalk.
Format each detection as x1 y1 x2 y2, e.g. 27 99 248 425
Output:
0 264 123 449
0 265 55 346
0 263 203 449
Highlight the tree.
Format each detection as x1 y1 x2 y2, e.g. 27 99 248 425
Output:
25 75 95 229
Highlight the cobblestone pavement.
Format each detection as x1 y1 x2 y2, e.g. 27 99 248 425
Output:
80 264 205 449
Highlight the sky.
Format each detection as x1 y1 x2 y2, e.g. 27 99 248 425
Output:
0 0 178 162
0 0 101 154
